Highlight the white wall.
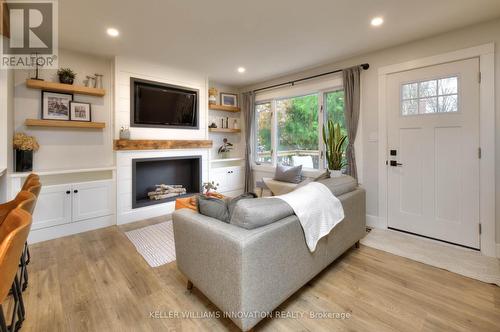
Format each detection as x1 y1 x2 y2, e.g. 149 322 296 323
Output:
0 36 14 201
244 18 500 243
114 56 208 140
13 49 114 170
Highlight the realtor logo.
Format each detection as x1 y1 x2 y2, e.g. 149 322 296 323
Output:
1 1 58 69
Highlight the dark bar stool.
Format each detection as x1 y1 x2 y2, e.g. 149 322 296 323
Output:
0 208 32 332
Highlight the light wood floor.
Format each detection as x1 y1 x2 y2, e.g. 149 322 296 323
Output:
5 220 500 332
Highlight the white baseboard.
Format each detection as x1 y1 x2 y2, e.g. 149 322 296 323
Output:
28 215 115 244
366 214 386 229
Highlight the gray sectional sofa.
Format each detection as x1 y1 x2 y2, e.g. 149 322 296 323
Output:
172 178 366 331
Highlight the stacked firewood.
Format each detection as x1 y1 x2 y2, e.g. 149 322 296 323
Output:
148 184 187 200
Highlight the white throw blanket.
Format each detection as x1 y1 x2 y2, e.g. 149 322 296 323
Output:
274 182 345 252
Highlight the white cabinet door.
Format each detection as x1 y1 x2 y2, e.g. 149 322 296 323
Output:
227 167 244 191
32 184 72 230
72 180 113 222
211 168 229 192
211 166 244 193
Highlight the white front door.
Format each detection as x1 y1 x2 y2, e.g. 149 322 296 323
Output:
387 58 480 249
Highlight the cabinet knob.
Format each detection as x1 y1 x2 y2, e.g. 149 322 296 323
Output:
66 190 71 194
74 190 78 194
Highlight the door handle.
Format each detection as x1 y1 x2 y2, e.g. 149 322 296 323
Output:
390 160 403 167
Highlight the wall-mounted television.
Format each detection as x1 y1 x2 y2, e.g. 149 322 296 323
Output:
130 78 199 129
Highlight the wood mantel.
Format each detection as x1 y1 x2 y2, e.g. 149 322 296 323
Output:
113 139 213 151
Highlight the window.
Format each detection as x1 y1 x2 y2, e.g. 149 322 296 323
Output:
255 102 272 164
254 88 347 170
401 76 459 116
276 94 319 168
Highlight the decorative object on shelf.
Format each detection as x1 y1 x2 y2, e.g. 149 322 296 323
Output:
232 119 239 130
208 87 218 105
94 74 103 89
119 126 131 139
69 101 91 122
203 181 219 194
13 132 39 172
208 122 217 129
57 67 76 85
218 137 233 159
30 53 44 81
42 91 73 120
220 92 238 107
85 75 96 88
322 119 347 177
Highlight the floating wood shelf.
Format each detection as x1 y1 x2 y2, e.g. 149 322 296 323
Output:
114 139 213 151
208 104 240 112
26 79 106 97
209 128 241 133
25 119 106 129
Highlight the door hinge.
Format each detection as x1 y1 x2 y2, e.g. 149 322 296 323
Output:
478 147 482 159
479 223 482 234
478 72 482 84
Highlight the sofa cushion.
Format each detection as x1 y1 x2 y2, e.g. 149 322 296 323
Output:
228 192 257 218
316 175 358 196
230 198 294 230
274 164 303 183
198 195 229 222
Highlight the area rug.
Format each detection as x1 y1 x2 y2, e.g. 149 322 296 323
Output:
125 221 176 267
361 228 500 286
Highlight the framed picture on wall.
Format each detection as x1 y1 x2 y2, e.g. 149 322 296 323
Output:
42 91 73 121
69 101 92 122
220 93 238 107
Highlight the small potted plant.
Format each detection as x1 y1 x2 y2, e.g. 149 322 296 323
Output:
13 132 39 172
322 120 347 177
217 138 233 159
57 67 76 85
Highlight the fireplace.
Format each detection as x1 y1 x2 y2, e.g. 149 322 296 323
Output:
132 156 201 209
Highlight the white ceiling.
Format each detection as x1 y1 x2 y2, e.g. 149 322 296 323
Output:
59 0 500 87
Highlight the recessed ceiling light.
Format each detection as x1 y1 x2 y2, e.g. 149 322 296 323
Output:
107 28 120 37
237 67 246 73
371 17 384 27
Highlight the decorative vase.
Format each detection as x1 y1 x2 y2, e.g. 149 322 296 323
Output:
219 151 230 159
208 88 218 105
15 150 33 172
59 75 74 85
95 74 103 89
119 127 130 140
330 169 343 178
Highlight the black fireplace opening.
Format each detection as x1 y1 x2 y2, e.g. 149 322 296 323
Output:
132 156 201 209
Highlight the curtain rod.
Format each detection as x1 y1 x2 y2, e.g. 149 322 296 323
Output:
252 63 369 93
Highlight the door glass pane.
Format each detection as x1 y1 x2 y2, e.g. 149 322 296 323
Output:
438 95 458 113
255 102 272 164
401 99 418 115
276 94 319 169
402 83 418 100
438 77 458 95
401 75 459 116
419 97 438 114
419 80 437 97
